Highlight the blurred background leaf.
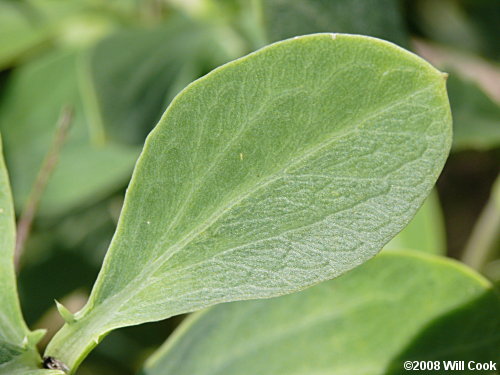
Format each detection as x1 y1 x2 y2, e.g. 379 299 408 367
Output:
0 1 51 70
141 251 500 375
446 74 500 151
410 0 500 62
259 0 408 46
384 189 446 254
0 49 140 217
83 15 235 145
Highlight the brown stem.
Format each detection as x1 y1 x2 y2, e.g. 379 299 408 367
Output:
14 106 74 271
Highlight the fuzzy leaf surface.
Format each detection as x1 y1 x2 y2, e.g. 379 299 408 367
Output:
46 34 452 371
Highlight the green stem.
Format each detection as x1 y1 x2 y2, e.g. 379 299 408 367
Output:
44 314 109 374
461 175 500 271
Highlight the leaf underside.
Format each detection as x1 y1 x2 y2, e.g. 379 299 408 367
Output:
46 33 452 370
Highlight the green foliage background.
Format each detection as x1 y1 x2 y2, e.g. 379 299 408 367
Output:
0 0 498 374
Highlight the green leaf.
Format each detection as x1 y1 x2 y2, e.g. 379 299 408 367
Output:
142 251 500 375
384 189 446 254
447 72 500 151
0 49 140 217
412 0 500 62
46 34 451 372
1 366 63 375
458 0 500 62
83 16 234 144
0 356 64 375
0 0 117 70
0 135 21 364
0 2 50 70
0 136 58 373
260 0 408 46
55 301 76 324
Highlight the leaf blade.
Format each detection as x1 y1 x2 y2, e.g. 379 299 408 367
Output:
93 33 452 318
46 33 452 371
0 133 28 367
0 136 51 372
